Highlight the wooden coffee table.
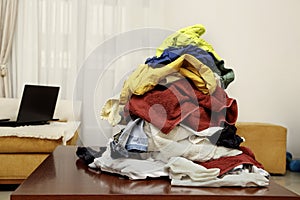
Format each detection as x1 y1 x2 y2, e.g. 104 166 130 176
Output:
11 145 300 200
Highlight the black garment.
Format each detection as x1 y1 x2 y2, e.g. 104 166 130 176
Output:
76 146 106 165
110 141 146 159
208 124 243 149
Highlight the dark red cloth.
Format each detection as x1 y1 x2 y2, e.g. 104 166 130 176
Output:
124 79 238 134
198 146 265 176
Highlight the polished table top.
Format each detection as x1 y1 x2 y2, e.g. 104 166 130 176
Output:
11 145 300 200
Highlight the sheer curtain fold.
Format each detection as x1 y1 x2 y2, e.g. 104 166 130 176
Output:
11 0 162 98
0 0 18 97
11 0 166 145
11 0 80 98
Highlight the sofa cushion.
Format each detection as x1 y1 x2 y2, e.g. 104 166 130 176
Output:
0 131 78 153
236 122 287 174
0 153 49 180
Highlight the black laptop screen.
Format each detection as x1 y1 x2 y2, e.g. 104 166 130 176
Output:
17 85 60 123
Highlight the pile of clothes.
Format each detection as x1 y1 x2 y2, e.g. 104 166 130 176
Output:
77 24 270 187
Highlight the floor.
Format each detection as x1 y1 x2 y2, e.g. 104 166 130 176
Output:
272 170 300 195
0 171 299 200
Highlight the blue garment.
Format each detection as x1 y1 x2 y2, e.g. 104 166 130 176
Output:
145 45 235 89
145 45 221 75
125 119 148 152
110 118 148 158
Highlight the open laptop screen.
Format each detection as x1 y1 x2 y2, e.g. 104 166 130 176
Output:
17 85 60 124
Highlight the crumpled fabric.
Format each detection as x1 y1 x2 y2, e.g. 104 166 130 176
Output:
146 45 220 75
147 45 235 89
166 157 220 182
166 156 269 187
120 54 217 105
89 143 168 180
100 97 122 126
100 74 185 127
156 24 222 61
213 59 235 89
124 79 238 134
144 122 242 163
110 118 148 159
199 146 265 176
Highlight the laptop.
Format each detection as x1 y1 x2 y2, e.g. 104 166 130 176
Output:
0 84 60 127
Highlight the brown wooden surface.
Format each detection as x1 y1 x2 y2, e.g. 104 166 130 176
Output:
0 179 23 185
11 145 300 200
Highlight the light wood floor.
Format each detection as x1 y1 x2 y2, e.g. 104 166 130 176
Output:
272 170 300 195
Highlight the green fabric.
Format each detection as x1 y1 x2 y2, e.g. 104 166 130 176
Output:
214 59 235 89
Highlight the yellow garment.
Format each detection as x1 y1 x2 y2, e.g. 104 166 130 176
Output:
119 54 217 104
156 24 222 61
100 97 122 126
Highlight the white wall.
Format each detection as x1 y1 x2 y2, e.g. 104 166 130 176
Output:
160 0 300 157
81 0 300 158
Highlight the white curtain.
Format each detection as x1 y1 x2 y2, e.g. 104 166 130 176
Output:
11 0 167 145
0 0 18 98
11 0 166 98
11 0 81 98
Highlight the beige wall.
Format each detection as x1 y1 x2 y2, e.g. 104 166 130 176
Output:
161 0 300 157
80 0 300 158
